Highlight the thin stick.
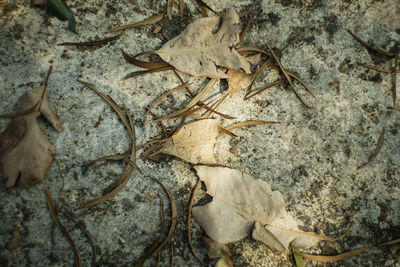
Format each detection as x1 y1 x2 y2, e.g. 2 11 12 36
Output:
294 247 370 263
391 44 399 107
225 120 279 131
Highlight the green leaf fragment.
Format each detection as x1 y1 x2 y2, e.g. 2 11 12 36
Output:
292 246 305 267
46 0 76 32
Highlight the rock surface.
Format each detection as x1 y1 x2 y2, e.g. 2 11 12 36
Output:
0 0 399 266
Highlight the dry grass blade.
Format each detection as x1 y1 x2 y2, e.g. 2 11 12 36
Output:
266 45 313 108
58 32 124 46
201 93 228 119
347 30 394 57
225 120 279 131
0 102 39 118
61 212 97 266
122 50 170 69
44 188 81 267
179 0 184 19
357 127 385 170
167 0 174 19
151 179 177 256
107 13 164 33
155 78 218 121
391 44 399 107
194 0 216 16
37 65 53 117
218 126 238 137
134 196 165 267
239 20 250 44
77 81 137 209
245 79 284 100
293 247 370 263
380 237 400 246
246 58 274 93
188 178 202 262
124 66 174 80
76 79 134 140
198 102 235 119
286 70 315 97
359 63 396 73
80 144 136 209
145 83 191 126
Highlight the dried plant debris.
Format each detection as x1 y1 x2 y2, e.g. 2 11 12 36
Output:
44 188 81 267
203 236 234 267
77 80 137 208
6 229 22 251
159 119 220 164
107 13 165 33
58 31 124 47
0 67 61 188
155 9 251 78
192 166 332 250
357 127 385 170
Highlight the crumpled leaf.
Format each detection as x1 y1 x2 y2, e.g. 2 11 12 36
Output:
226 53 260 96
192 166 321 250
156 9 251 78
0 84 61 187
159 119 219 164
6 229 22 251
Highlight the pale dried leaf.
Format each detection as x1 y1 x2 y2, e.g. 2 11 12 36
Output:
226 69 253 96
0 87 61 187
156 9 250 78
192 166 321 250
159 119 219 164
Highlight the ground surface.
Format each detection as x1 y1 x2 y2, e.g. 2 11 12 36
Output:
1 0 400 266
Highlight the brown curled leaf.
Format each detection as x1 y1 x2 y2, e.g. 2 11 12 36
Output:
122 50 170 70
151 179 177 256
107 13 165 33
225 120 279 131
6 229 22 251
239 20 250 44
357 127 385 170
44 188 81 267
246 58 274 93
293 247 370 263
58 32 124 47
188 178 202 262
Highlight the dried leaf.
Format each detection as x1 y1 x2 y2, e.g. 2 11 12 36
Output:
0 67 61 187
226 69 253 96
107 13 165 33
156 10 250 78
192 166 322 250
6 229 22 251
167 0 174 19
203 236 234 266
159 119 219 164
188 178 202 262
46 0 76 32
